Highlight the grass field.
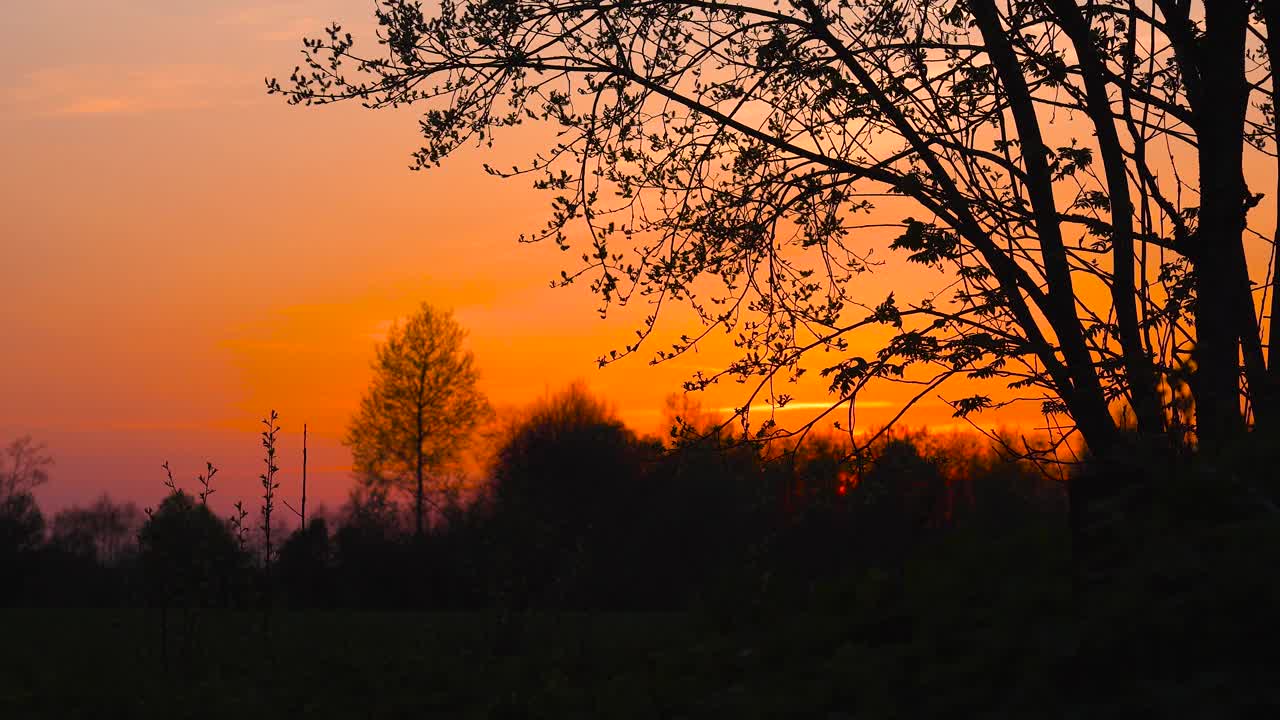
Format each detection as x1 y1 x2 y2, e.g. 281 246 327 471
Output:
1 605 1068 719
4 523 1277 718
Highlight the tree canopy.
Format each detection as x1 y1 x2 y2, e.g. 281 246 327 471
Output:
347 302 490 537
273 2 1280 479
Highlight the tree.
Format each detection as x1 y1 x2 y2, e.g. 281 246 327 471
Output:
333 486 406 605
137 491 244 608
277 517 333 607
1 435 53 502
486 382 659 607
49 494 142 566
0 492 45 605
273 3 1280 528
347 302 490 538
0 492 45 558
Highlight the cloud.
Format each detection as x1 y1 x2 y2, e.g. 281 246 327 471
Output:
6 63 247 116
715 400 897 414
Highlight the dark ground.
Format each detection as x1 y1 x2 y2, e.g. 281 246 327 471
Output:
4 521 1277 719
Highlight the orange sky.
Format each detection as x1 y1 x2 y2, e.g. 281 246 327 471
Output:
8 1 1266 516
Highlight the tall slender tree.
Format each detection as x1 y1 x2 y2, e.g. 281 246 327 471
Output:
346 303 490 538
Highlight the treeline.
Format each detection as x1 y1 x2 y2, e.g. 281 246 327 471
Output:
3 387 1064 612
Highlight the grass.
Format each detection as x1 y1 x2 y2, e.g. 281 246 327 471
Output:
4 521 1277 718
1 608 700 718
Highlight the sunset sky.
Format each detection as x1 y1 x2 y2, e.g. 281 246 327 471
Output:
3 1 1092 515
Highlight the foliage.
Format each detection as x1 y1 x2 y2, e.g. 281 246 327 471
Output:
346 302 491 537
270 0 1280 473
277 517 332 607
0 491 45 556
329 485 410 606
0 493 46 600
0 438 54 585
259 410 281 571
485 382 661 608
137 492 245 608
6 512 1278 717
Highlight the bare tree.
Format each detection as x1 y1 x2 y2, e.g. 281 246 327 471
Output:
50 494 142 565
345 302 490 538
271 2 1280 527
1 436 53 502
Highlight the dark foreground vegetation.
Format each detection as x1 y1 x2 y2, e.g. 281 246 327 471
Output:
4 392 1279 717
3 523 1277 718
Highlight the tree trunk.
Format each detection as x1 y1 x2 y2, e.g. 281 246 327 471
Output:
970 0 1123 562
1192 2 1252 449
969 0 1118 451
1046 0 1164 436
415 442 425 539
1260 0 1280 430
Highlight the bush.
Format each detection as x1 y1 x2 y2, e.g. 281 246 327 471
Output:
137 492 245 608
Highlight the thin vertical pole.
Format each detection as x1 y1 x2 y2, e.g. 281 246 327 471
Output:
301 423 308 531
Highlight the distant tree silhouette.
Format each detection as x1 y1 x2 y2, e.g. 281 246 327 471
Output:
49 494 141 566
0 492 46 604
659 392 722 449
138 492 244 609
1 435 53 502
0 492 45 555
277 517 332 607
487 383 660 608
332 485 407 606
347 302 490 539
952 432 1066 531
864 438 946 529
338 485 404 541
651 411 770 610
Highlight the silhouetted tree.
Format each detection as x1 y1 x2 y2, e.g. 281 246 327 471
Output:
49 494 141 566
347 302 490 539
0 492 45 554
1 435 53 502
273 1 1280 543
0 492 46 604
487 383 660 608
652 395 770 607
277 517 332 607
957 435 1066 531
137 492 244 608
259 410 281 574
332 485 407 606
848 437 946 601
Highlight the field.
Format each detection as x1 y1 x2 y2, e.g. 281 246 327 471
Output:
5 523 1277 718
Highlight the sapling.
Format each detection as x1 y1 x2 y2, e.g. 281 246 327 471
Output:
158 461 178 497
258 410 281 652
146 460 222 671
283 423 309 531
229 501 250 553
197 461 218 506
147 461 182 671
260 410 281 573
183 461 222 663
